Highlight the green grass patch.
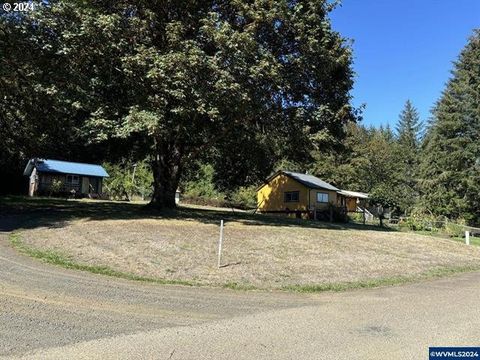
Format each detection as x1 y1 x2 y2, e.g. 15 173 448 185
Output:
451 236 480 246
396 224 480 246
424 265 480 277
283 265 480 293
9 233 196 287
283 277 410 293
403 229 480 247
222 281 258 291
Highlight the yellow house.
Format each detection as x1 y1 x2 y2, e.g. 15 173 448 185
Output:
257 171 340 217
256 171 369 219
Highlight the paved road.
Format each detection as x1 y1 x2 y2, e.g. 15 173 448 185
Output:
1 217 480 359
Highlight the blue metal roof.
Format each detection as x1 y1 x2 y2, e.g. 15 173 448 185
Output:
24 159 109 177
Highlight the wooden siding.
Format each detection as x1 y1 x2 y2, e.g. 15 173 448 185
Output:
257 173 309 212
257 173 340 215
308 189 339 210
38 173 78 193
81 177 89 193
346 197 357 212
36 173 103 195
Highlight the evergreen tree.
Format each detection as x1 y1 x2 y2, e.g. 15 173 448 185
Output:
396 100 422 150
395 100 423 213
379 123 395 143
419 30 480 224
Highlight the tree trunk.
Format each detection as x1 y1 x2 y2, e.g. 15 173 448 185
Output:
149 139 183 209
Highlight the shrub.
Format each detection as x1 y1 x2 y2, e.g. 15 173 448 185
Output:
398 210 467 238
444 218 466 238
183 164 223 199
103 160 153 200
229 186 257 209
348 212 363 223
49 179 63 196
400 209 438 231
402 216 425 231
181 165 258 210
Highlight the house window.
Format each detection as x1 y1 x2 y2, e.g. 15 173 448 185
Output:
284 191 300 203
66 175 79 186
316 192 329 203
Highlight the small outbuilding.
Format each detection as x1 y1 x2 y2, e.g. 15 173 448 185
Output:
24 158 109 197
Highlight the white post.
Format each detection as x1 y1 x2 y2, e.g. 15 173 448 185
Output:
465 230 470 245
218 220 224 268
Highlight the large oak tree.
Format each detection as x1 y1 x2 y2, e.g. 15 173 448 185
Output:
2 1 356 207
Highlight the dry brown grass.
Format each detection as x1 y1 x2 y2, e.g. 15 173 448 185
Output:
16 211 480 290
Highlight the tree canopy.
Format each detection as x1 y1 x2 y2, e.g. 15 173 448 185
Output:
419 30 480 224
1 0 357 207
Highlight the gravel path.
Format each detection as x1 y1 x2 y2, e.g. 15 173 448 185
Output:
13 271 480 360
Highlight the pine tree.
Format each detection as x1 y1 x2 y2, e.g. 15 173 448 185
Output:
419 30 480 224
396 100 422 150
395 100 423 213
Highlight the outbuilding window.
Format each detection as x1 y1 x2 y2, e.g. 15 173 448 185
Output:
66 175 79 185
284 191 300 203
316 192 329 203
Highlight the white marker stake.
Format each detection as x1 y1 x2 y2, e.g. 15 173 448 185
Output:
218 220 224 268
465 231 470 245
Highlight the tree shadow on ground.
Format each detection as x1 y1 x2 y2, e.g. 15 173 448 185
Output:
0 196 394 233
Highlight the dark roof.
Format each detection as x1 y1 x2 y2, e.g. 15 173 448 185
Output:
283 171 339 191
259 170 339 191
23 159 109 178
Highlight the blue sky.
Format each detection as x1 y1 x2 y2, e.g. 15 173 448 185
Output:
330 0 480 128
